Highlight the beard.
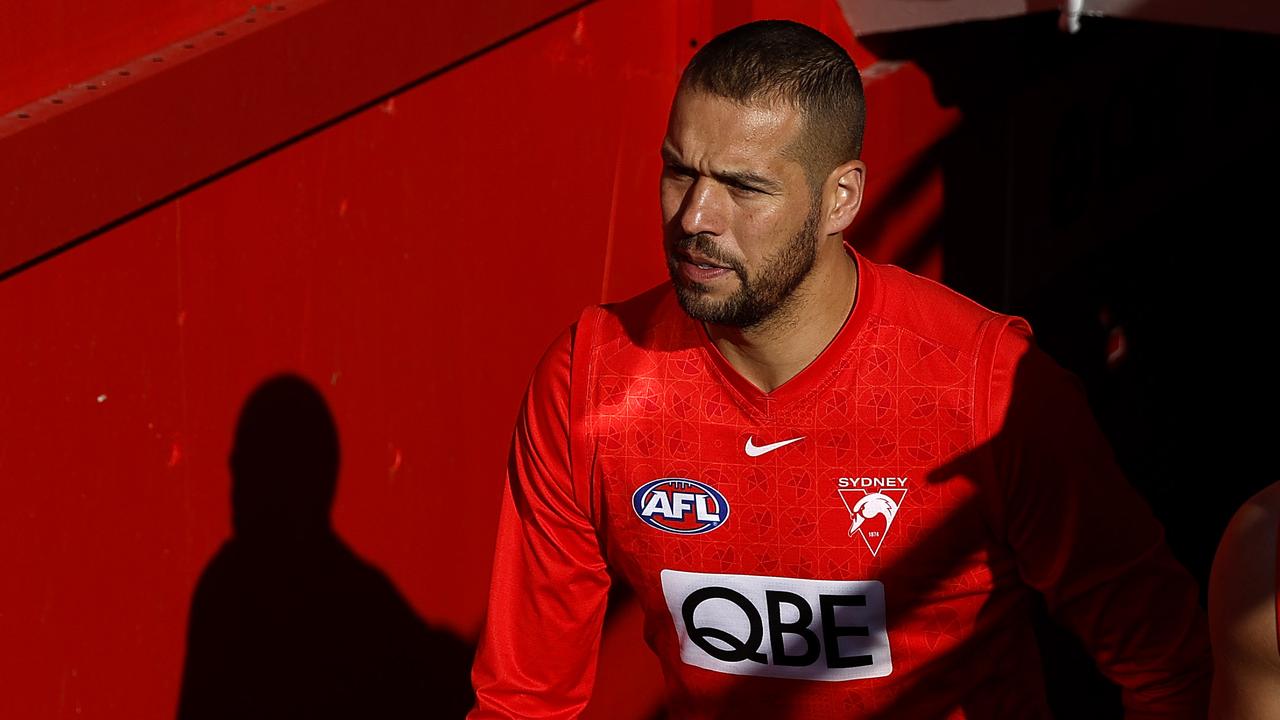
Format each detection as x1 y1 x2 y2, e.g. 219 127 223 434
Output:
666 201 821 330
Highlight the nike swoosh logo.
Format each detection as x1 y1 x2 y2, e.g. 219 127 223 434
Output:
745 435 806 457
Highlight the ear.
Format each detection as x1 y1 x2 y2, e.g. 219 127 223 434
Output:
822 160 865 236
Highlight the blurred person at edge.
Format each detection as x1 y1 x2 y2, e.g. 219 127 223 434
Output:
1209 481 1280 719
469 19 1211 719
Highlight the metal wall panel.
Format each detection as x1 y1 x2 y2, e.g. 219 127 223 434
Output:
0 1 955 717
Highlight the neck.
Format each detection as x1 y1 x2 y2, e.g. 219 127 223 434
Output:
706 238 858 393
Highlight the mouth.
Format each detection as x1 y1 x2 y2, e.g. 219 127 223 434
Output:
679 249 731 271
675 249 734 284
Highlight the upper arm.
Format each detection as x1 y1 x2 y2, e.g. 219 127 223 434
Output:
1209 483 1280 719
469 322 613 719
985 317 1174 600
984 317 1212 715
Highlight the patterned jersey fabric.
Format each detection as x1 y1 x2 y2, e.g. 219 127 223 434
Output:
469 242 1211 718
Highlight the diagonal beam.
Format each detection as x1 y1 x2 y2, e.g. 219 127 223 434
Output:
0 0 594 279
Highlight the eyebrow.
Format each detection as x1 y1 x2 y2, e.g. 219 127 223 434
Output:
661 144 783 194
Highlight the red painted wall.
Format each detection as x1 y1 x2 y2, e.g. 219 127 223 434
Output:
0 1 955 717
0 1 252 113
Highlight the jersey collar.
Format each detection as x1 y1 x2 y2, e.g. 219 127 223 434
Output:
694 240 878 413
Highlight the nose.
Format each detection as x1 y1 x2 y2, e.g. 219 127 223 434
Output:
677 177 726 238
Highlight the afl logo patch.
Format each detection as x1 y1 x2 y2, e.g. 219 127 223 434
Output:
633 478 730 535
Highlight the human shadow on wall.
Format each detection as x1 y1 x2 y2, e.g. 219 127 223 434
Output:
177 374 474 719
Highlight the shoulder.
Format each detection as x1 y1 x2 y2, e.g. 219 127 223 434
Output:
565 280 698 362
870 258 1022 352
595 281 687 347
1209 482 1280 716
1210 482 1280 668
525 281 685 399
866 259 1040 430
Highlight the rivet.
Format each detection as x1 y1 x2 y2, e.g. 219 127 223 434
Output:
86 84 98 90
118 70 130 76
17 112 30 119
50 98 63 104
152 56 164 62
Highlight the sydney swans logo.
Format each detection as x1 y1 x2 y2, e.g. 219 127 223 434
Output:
837 476 908 556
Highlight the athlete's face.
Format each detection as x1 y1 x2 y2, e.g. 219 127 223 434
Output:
661 89 821 329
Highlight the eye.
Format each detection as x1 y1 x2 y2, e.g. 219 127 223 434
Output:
664 162 695 179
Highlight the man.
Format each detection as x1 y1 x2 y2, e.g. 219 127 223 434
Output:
470 19 1211 718
1208 482 1280 718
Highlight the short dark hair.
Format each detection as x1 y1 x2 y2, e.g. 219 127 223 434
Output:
679 20 866 188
